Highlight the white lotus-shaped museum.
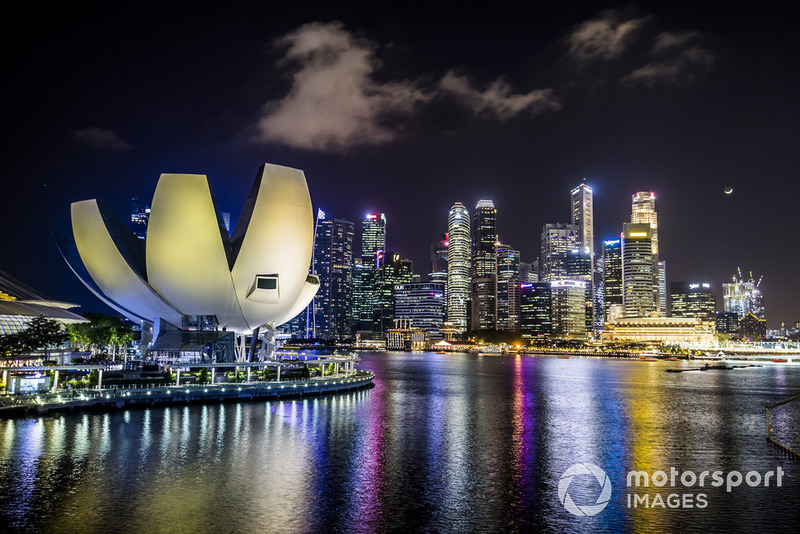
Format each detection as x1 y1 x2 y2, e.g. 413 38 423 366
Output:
59 163 320 346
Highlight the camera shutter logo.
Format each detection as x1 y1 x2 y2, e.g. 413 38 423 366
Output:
558 463 612 516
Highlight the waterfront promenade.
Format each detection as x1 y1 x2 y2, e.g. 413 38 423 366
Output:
0 371 374 417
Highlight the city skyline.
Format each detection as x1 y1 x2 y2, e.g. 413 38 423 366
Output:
4 2 799 327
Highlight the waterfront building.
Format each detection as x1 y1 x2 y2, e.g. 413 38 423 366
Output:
622 223 657 318
723 270 764 320
670 281 716 322
593 257 605 333
602 316 717 345
657 260 667 316
373 253 413 336
393 282 445 339
352 213 387 334
716 311 740 336
472 200 497 278
571 182 594 258
540 223 578 282
550 280 588 339
631 191 658 256
429 238 448 286
739 312 766 341
520 282 551 339
631 191 665 314
312 217 354 341
0 292 87 336
446 202 471 333
472 200 497 331
471 276 497 331
58 163 321 361
496 242 520 333
601 239 623 320
567 248 593 335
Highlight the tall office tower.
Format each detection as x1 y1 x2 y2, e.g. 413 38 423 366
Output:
519 262 537 283
631 192 658 255
567 248 593 335
312 217 354 341
352 213 387 333
361 213 387 265
593 259 605 333
472 200 497 278
550 280 588 338
394 282 446 339
429 237 448 285
571 183 594 258
670 281 717 321
621 223 657 318
446 202 471 333
471 200 497 331
723 270 764 320
496 242 520 332
657 260 667 316
520 282 551 338
374 253 413 335
540 223 578 282
601 239 623 322
130 198 150 240
631 191 664 314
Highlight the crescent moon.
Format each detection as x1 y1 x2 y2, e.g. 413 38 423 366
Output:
724 188 733 195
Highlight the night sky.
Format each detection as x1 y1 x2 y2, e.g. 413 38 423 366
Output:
4 2 799 327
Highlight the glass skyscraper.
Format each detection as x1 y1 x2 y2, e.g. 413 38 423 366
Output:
446 202 471 333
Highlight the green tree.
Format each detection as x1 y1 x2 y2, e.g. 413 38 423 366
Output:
197 368 210 384
0 316 68 362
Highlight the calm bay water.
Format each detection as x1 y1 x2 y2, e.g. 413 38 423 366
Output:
1 353 799 533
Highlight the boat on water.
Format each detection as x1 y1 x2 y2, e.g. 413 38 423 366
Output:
557 355 570 359
664 356 678 361
772 358 788 363
639 355 658 361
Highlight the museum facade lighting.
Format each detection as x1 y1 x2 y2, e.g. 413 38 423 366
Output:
57 163 320 357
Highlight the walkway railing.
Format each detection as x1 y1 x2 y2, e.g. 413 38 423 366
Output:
766 393 800 460
0 371 371 412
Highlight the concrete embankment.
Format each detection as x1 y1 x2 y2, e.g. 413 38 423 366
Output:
0 372 374 418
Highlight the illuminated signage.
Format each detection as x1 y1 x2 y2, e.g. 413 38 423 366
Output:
366 213 377 220
629 232 648 237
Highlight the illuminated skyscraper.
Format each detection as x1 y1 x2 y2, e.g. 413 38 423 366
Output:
601 239 623 322
472 200 497 330
472 200 497 278
446 202 471 333
520 282 551 338
353 213 386 333
394 282 445 338
622 223 657 318
361 213 387 266
567 247 593 335
313 217 354 340
496 242 520 333
374 252 413 334
130 198 150 240
631 192 658 256
571 183 594 258
550 280 588 338
631 191 665 315
540 223 578 282
429 237 448 286
670 281 716 321
723 270 764 320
